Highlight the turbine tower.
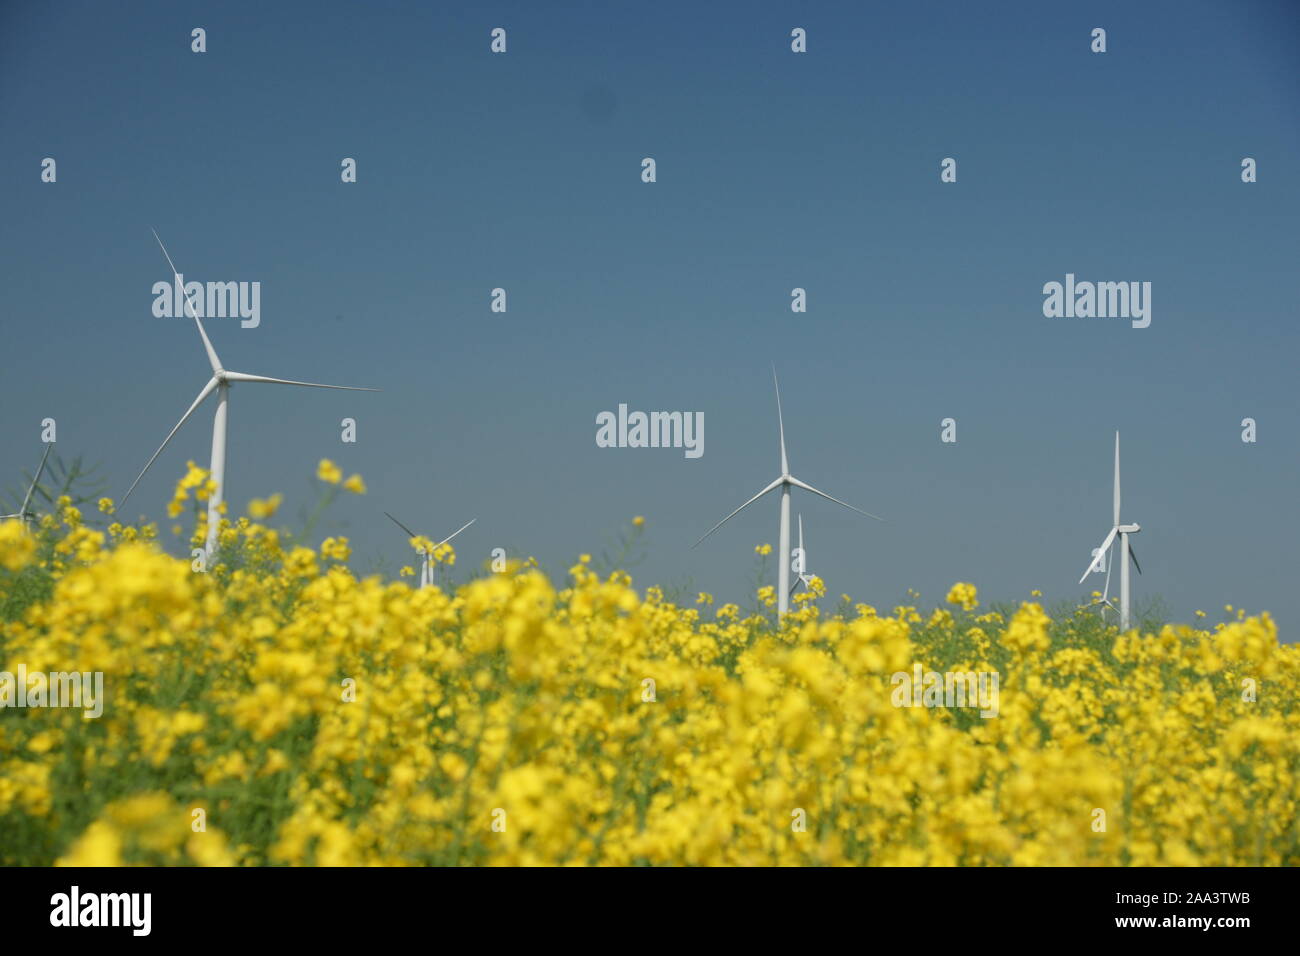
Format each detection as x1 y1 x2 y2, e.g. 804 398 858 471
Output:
385 512 476 588
695 366 881 616
1079 431 1142 630
122 231 378 557
1 442 53 528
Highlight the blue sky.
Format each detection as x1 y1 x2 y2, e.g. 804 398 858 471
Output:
2 0 1298 634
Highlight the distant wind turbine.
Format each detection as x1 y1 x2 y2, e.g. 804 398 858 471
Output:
1091 545 1119 620
385 512 476 588
1086 546 1118 621
694 366 881 616
122 231 378 557
1 442 53 528
789 514 815 598
1079 431 1142 630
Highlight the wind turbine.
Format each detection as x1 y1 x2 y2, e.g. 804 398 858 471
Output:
1079 431 1141 630
694 366 881 616
789 514 815 598
122 231 378 557
384 512 476 588
1 443 53 528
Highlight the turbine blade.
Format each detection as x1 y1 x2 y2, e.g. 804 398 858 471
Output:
1102 548 1113 602
1129 545 1141 575
152 229 223 374
19 442 53 515
786 476 883 521
121 376 219 506
1113 431 1121 527
772 364 788 475
1079 527 1118 583
692 476 784 549
384 511 420 539
437 518 477 546
223 371 379 391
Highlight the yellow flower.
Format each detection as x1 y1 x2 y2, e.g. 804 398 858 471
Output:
0 520 36 571
248 493 283 520
343 474 366 495
97 498 115 515
56 821 122 867
5 457 1296 869
1001 601 1051 654
320 536 351 561
755 543 772 556
316 459 342 484
946 582 978 611
632 515 645 527
168 461 211 517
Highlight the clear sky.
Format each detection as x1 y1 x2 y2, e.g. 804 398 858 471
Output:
3 1 1298 635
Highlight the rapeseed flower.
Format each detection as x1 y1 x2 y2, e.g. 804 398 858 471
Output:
1 463 1295 868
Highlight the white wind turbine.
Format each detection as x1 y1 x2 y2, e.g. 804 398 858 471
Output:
694 367 882 616
1079 431 1142 630
384 512 476 588
1 443 53 528
789 514 815 598
122 231 378 556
